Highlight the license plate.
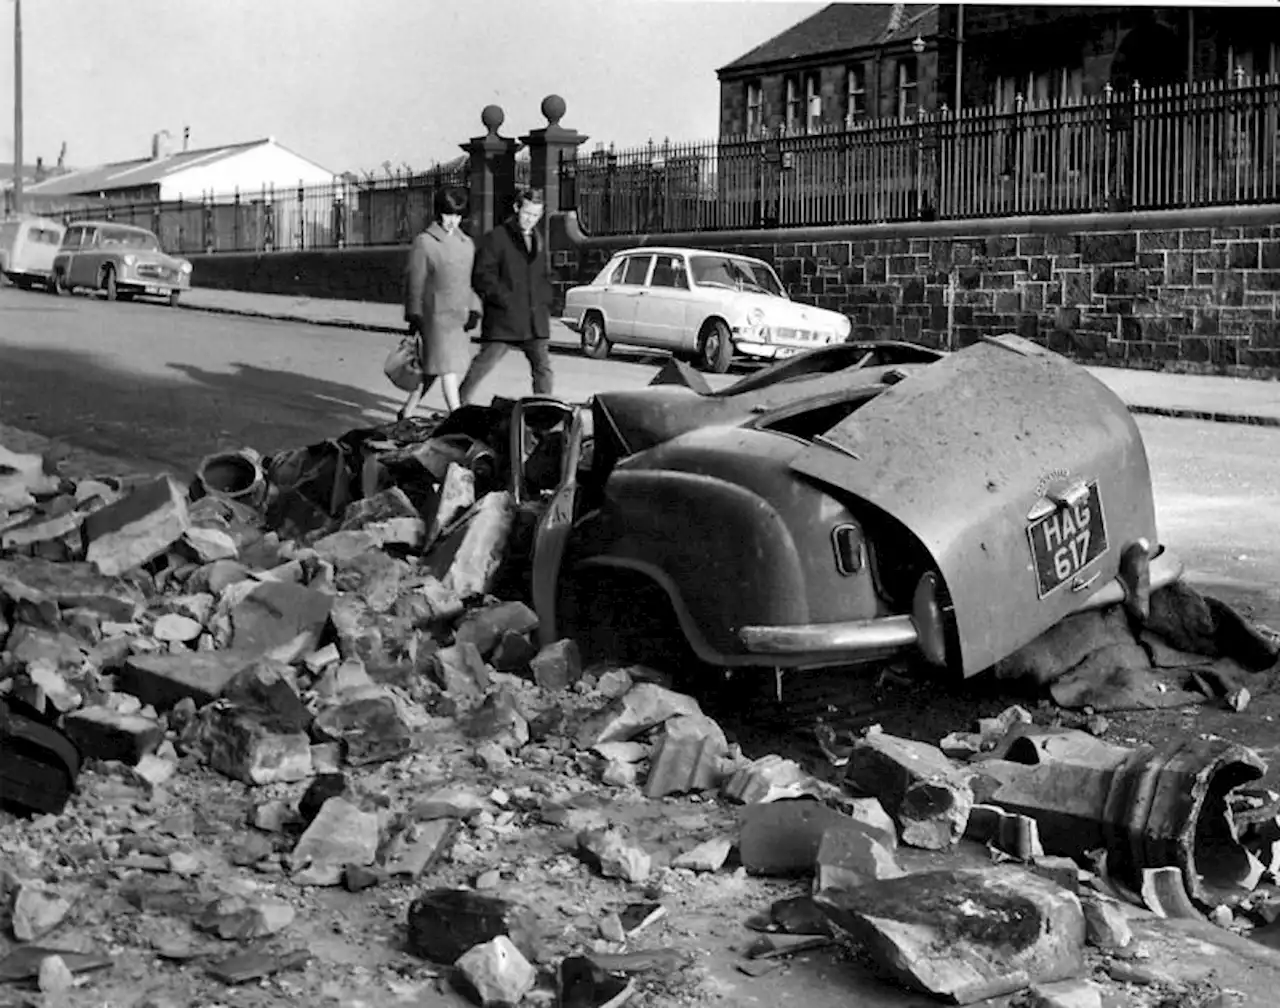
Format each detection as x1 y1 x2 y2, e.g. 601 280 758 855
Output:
1027 481 1108 597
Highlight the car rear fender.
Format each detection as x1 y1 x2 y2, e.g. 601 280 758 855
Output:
789 333 1159 677
564 468 814 663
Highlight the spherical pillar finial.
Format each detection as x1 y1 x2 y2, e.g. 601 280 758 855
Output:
481 105 505 136
541 94 566 127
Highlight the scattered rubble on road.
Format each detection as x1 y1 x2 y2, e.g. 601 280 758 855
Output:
1 403 1280 1008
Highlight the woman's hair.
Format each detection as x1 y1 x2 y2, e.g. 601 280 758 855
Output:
434 186 469 218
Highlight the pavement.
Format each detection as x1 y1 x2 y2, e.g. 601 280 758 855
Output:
179 286 1280 427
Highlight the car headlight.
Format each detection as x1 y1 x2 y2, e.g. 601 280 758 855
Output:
122 254 136 267
747 307 765 327
179 261 193 274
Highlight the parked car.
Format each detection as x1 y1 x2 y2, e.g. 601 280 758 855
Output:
523 334 1182 679
561 246 852 373
0 215 65 290
51 221 192 306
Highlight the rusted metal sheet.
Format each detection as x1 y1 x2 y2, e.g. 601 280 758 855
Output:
789 334 1158 676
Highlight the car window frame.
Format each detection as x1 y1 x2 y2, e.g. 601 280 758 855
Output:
648 253 690 291
605 258 627 286
60 226 85 251
620 254 654 287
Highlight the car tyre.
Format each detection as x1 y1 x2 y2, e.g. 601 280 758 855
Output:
697 320 734 374
168 290 181 308
52 270 70 296
581 312 610 360
103 267 118 302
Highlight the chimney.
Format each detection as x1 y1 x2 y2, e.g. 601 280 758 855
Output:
150 129 173 161
885 2 907 36
34 156 44 183
151 132 160 160
56 142 66 171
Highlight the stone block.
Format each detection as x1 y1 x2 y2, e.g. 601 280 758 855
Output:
738 800 851 876
313 690 414 766
816 867 1086 1004
119 650 261 710
455 936 536 1007
61 706 163 765
220 658 311 734
426 462 476 548
575 682 702 748
0 557 143 622
453 601 539 658
84 476 190 576
433 642 491 699
578 827 651 882
722 753 828 804
229 581 332 660
530 638 582 691
196 705 313 785
384 818 459 880
643 714 728 798
290 796 380 885
816 821 903 892
441 491 514 599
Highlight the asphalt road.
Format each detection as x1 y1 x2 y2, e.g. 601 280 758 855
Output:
1 283 1278 619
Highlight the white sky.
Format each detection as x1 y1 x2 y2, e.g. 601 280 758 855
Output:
0 0 825 174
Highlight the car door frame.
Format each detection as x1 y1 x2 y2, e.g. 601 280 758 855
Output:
634 252 699 350
69 226 103 289
601 253 655 346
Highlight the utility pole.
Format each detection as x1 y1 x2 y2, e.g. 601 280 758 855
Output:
12 0 22 214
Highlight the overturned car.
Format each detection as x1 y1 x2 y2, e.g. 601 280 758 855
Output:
524 333 1182 678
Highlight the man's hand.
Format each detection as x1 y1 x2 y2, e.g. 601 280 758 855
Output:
464 310 481 333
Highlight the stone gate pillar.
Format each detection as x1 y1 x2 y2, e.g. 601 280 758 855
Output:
520 95 588 266
461 105 519 238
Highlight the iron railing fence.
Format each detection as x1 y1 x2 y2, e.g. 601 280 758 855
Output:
561 74 1280 235
10 162 471 254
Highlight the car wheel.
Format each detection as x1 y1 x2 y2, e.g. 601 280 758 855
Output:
168 290 181 308
52 270 69 296
103 267 118 302
557 566 704 688
697 320 734 373
581 313 610 360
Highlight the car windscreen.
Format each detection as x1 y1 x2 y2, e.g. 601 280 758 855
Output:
689 255 783 297
99 228 159 251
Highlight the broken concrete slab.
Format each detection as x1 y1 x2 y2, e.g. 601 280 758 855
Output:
339 486 419 531
816 867 1086 1005
290 797 380 885
576 682 703 749
118 650 262 710
440 491 514 599
722 754 830 804
10 882 73 941
643 713 728 798
846 732 975 850
228 580 331 660
220 658 310 733
61 706 163 765
313 691 414 766
405 889 542 965
815 821 904 892
433 641 492 700
1027 978 1105 1008
578 827 651 883
0 556 144 622
84 475 190 576
672 837 733 873
1081 895 1133 949
384 819 459 880
425 462 476 549
195 705 314 786
453 600 538 658
965 804 1045 860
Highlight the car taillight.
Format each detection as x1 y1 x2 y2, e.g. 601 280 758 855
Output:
831 524 863 576
912 571 953 668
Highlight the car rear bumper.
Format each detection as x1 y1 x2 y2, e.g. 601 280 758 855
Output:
737 549 1183 663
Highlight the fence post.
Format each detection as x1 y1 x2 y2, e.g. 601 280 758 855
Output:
461 105 519 238
264 184 276 252
334 181 346 249
203 193 213 253
231 187 240 251
296 181 305 250
521 95 588 270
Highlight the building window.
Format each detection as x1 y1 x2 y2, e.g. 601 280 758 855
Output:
846 64 867 124
785 76 803 133
746 81 763 136
897 57 919 119
805 73 822 132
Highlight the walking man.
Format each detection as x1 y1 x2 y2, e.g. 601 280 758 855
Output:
459 187 555 403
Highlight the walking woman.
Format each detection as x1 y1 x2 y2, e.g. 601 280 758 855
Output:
399 186 481 419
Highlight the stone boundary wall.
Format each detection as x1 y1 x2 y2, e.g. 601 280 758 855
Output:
188 247 407 305
551 206 1280 379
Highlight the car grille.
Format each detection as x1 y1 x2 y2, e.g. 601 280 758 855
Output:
136 263 179 282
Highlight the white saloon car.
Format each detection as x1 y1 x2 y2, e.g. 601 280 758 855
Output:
562 247 852 372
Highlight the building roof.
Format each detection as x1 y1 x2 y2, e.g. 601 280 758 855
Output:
23 138 333 197
718 3 939 75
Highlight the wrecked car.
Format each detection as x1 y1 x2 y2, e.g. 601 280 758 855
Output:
526 333 1183 678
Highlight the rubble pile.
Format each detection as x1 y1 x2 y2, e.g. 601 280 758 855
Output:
0 418 1276 1007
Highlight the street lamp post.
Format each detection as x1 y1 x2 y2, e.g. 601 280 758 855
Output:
12 0 22 214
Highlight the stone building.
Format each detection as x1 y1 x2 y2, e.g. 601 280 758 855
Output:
717 4 1280 137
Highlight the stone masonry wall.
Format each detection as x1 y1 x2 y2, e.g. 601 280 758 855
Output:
550 207 1280 378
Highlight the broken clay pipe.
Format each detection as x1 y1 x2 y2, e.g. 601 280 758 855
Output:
969 729 1265 910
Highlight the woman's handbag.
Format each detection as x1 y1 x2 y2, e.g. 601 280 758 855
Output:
384 334 423 392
